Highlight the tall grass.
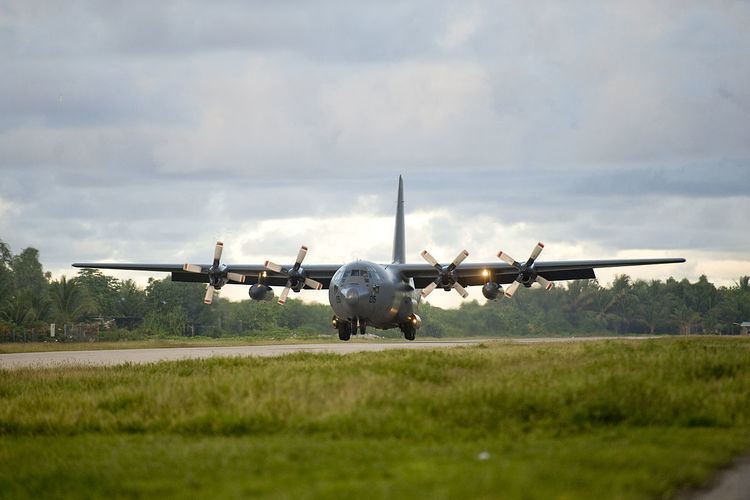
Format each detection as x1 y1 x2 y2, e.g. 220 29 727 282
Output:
2 338 749 438
1 338 750 498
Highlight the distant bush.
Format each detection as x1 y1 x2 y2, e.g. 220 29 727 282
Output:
98 328 149 342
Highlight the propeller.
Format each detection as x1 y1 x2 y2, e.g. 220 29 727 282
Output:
182 241 246 305
420 249 470 298
264 245 323 305
497 242 554 298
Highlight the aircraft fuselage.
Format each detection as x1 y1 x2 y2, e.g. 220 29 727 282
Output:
328 260 420 339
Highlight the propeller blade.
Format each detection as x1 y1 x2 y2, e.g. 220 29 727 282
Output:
529 242 544 263
295 246 308 267
227 272 246 283
183 264 203 274
264 261 283 273
497 251 517 267
304 278 323 290
421 281 439 298
213 241 224 266
504 281 521 298
420 250 439 268
204 286 216 305
451 249 469 268
278 285 291 305
535 275 554 290
453 281 469 299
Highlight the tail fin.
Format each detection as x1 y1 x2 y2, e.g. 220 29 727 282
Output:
392 175 406 264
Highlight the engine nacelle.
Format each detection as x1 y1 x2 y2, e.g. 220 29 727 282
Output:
249 283 274 301
482 282 502 300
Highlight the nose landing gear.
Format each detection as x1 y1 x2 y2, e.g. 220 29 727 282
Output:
337 322 351 341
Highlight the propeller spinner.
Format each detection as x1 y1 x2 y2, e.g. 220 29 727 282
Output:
264 245 323 305
182 241 246 305
497 242 554 298
420 249 470 299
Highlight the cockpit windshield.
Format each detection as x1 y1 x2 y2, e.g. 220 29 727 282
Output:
332 264 383 286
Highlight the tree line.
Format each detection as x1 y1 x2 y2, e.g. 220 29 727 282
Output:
1 239 749 340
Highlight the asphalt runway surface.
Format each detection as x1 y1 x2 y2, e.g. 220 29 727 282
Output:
685 454 750 500
0 336 657 370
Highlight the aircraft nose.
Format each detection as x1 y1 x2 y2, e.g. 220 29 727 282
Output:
341 285 367 306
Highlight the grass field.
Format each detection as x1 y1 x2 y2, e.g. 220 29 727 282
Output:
1 338 749 498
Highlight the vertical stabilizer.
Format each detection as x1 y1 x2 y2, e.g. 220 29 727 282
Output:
392 176 406 264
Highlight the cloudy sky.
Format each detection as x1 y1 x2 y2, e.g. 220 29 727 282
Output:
1 1 749 307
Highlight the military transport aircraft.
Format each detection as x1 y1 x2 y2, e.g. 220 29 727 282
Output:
73 177 685 341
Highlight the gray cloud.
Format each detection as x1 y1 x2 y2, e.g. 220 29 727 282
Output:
1 1 749 292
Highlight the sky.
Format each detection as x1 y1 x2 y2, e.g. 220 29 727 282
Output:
1 1 749 308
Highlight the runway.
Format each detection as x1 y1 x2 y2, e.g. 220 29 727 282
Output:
0 340 483 369
0 336 657 370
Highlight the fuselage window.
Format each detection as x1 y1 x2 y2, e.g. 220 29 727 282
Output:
332 268 344 285
350 269 360 277
367 266 381 283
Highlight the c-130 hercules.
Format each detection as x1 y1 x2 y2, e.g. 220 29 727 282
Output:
74 177 685 341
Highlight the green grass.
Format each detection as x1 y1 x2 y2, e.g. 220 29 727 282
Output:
1 338 750 498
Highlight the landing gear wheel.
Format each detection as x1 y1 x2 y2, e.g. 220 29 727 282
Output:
359 322 366 335
338 323 351 341
400 324 416 341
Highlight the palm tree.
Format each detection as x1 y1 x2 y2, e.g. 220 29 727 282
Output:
49 276 88 324
671 303 700 335
1 292 34 325
596 275 637 334
563 280 599 327
633 280 674 334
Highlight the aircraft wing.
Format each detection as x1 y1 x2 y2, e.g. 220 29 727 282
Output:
392 258 686 288
71 262 343 288
73 257 685 290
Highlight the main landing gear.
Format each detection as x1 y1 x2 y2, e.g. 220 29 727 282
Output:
399 314 421 341
400 323 416 341
332 317 366 341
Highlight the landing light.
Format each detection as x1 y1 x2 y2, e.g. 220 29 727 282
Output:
482 269 489 277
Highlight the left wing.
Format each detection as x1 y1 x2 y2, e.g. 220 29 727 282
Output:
393 258 686 288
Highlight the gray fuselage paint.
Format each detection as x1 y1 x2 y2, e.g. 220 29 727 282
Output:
328 260 418 329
